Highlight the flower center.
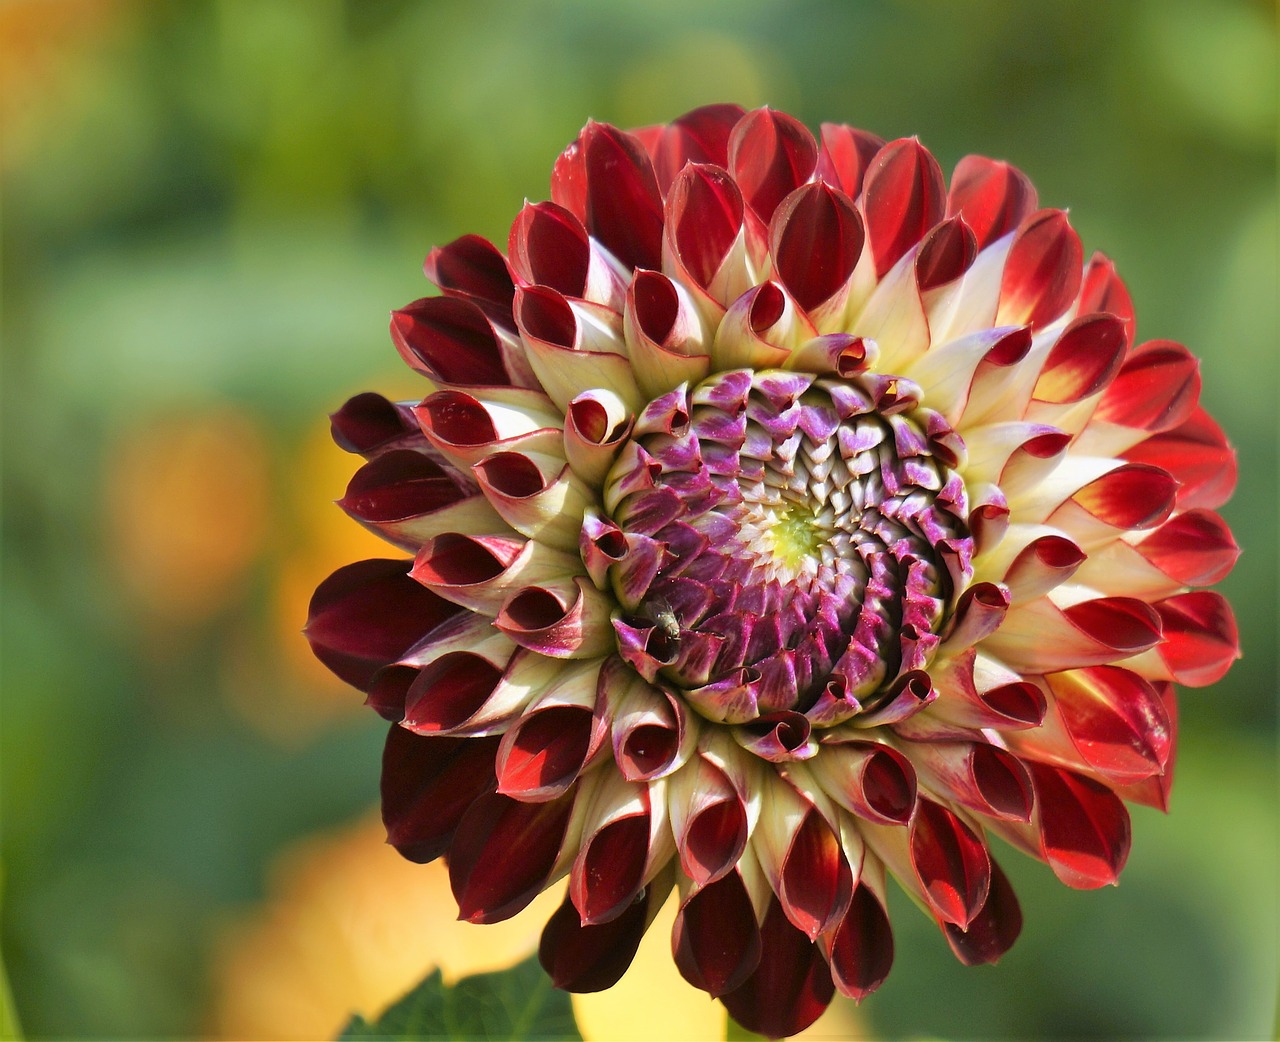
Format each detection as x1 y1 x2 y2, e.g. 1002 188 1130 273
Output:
603 368 973 727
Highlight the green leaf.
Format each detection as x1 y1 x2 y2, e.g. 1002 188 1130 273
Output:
338 955 582 1041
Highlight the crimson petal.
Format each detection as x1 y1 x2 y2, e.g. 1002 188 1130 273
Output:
720 899 836 1040
539 891 652 992
381 726 498 863
861 137 946 277
305 558 457 692
448 791 574 923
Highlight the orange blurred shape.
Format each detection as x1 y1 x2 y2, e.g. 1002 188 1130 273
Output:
104 404 270 628
0 0 125 169
206 812 561 1042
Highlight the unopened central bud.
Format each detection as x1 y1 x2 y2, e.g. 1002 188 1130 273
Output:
604 368 973 728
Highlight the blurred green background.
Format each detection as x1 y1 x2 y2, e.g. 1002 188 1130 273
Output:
2 0 1276 1038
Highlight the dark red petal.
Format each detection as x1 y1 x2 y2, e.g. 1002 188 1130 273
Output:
946 155 1039 250
539 891 650 992
1124 406 1237 510
815 123 885 198
1028 762 1131 888
449 791 574 923
827 883 893 1001
423 234 516 328
401 652 504 734
1078 252 1136 342
861 137 947 278
1154 591 1240 687
412 532 518 588
330 392 420 455
571 808 650 924
943 857 1022 965
909 797 991 927
729 108 819 226
391 296 510 386
339 450 466 524
996 209 1084 330
769 182 865 312
1033 313 1128 404
667 162 745 291
381 726 498 863
682 788 748 886
971 744 1036 821
644 103 746 193
507 200 590 297
720 900 835 1040
915 215 978 292
672 871 762 997
581 121 665 271
779 811 854 940
1094 339 1200 432
305 558 456 691
497 704 600 802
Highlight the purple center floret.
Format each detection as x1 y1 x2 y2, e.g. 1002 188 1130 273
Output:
606 368 973 727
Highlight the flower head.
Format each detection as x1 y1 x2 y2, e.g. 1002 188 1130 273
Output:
308 105 1240 1038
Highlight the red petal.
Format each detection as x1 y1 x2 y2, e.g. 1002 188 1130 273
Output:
423 234 516 328
539 891 650 992
1072 463 1178 531
1094 339 1200 432
507 200 590 297
666 162 745 291
1063 597 1163 656
1078 252 1136 343
1137 509 1239 587
643 103 746 193
720 900 835 1039
673 870 762 997
305 558 456 691
942 857 1022 965
401 652 504 734
1028 762 1130 888
827 883 894 1001
861 137 946 278
330 392 420 456
1033 313 1128 404
339 450 467 524
946 155 1038 250
909 797 991 927
381 726 498 863
915 215 978 292
1049 665 1172 780
1124 406 1237 510
1154 591 1240 687
571 804 651 924
778 810 854 940
996 209 1084 329
815 123 885 198
497 704 600 802
729 108 820 226
581 121 665 271
449 791 574 923
391 296 512 386
769 181 865 312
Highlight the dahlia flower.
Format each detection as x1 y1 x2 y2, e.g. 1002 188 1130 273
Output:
307 105 1239 1038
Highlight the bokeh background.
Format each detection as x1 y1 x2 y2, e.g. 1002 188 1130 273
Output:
2 0 1276 1039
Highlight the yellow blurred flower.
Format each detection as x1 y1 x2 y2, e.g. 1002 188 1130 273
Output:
208 812 867 1041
